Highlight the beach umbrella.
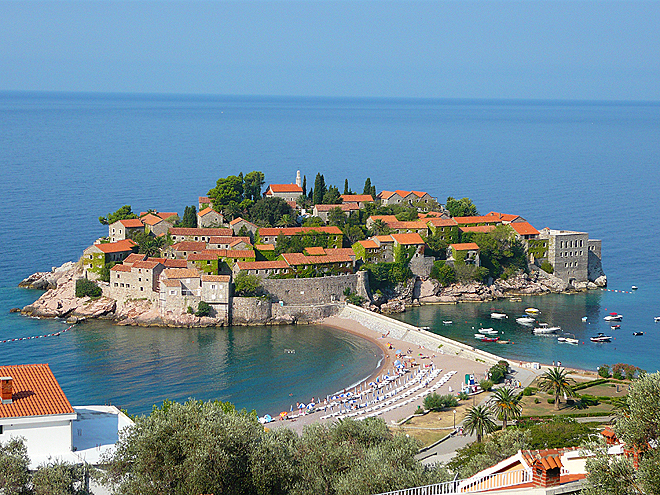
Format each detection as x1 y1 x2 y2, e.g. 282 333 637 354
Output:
280 412 288 418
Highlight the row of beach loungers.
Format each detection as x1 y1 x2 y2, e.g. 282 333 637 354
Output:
319 369 457 421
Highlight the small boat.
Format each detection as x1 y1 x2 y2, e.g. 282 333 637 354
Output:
632 286 638 290
497 340 512 344
443 320 453 325
610 324 621 330
516 316 536 325
481 328 498 335
590 333 612 343
525 308 540 315
654 317 660 322
533 324 561 335
491 312 508 319
604 313 623 321
558 333 579 345
581 316 588 322
633 332 644 336
509 297 522 302
479 336 500 342
474 334 486 339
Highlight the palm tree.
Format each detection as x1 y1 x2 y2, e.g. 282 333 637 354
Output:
538 367 576 410
463 405 497 443
489 387 523 429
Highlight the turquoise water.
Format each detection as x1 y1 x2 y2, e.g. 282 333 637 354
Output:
1 92 659 414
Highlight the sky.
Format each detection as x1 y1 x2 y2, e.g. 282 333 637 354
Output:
1 0 659 101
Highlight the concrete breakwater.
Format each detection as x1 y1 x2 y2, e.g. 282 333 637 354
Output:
338 304 504 367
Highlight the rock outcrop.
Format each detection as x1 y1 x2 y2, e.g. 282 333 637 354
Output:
19 262 79 290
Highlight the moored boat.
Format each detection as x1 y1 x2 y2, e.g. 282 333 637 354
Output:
604 313 623 321
558 333 579 345
490 312 508 319
443 320 453 325
525 307 540 315
590 333 612 343
654 317 660 322
480 328 498 335
581 316 588 322
533 323 561 334
516 316 536 325
479 336 499 342
611 324 621 330
633 332 644 336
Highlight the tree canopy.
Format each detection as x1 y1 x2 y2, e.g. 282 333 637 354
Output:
445 197 478 217
207 171 264 219
99 205 138 226
180 205 197 228
250 197 294 227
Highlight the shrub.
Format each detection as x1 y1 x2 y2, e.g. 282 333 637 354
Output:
534 398 540 404
579 394 600 407
414 406 424 415
480 379 494 391
195 301 211 317
547 398 555 405
540 261 554 274
597 364 611 378
233 271 263 297
75 278 101 298
430 262 456 286
424 393 460 411
488 363 508 384
458 392 469 401
522 387 535 396
187 306 194 314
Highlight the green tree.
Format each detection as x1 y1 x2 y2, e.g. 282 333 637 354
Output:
537 367 576 410
32 460 87 495
131 231 166 257
302 175 307 196
180 205 198 228
0 438 30 495
208 175 244 213
243 171 265 201
99 205 138 226
343 179 350 195
75 278 102 298
196 301 211 317
322 186 342 205
233 271 263 297
463 405 497 443
249 197 294 227
430 262 455 286
327 207 347 227
363 178 372 196
445 197 478 217
394 209 418 221
423 393 459 412
313 173 327 205
489 387 523 429
424 232 449 259
369 219 390 236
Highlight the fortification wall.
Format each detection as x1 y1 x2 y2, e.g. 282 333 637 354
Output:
231 297 272 324
261 274 359 305
272 303 342 322
338 304 503 366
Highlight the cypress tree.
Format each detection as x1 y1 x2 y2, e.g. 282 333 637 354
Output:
313 173 326 205
363 178 372 196
302 175 307 196
344 179 350 195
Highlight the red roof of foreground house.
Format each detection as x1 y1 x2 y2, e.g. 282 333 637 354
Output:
266 184 303 193
487 211 521 222
358 240 379 249
340 194 374 203
427 217 458 227
118 218 144 228
374 235 395 243
223 250 256 259
0 364 75 418
169 227 232 237
255 244 275 251
172 241 207 252
110 264 132 272
368 215 398 223
453 215 502 225
163 268 199 279
198 207 215 216
236 260 289 270
521 449 565 470
460 225 496 233
258 226 342 236
141 213 163 226
123 253 147 264
281 252 352 266
163 259 188 268
451 242 480 251
95 239 137 253
304 246 327 255
510 222 540 236
378 191 396 200
391 233 425 245
229 217 257 227
132 261 161 270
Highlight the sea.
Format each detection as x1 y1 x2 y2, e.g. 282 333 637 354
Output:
1 92 659 416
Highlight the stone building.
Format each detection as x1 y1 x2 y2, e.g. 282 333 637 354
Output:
539 228 590 284
82 239 138 280
197 207 225 228
257 226 343 248
378 190 436 207
312 203 360 222
208 236 252 250
169 227 233 243
233 260 290 278
108 260 165 301
141 213 172 236
340 194 374 208
108 218 144 243
229 217 258 238
158 268 230 321
447 242 481 267
264 183 303 202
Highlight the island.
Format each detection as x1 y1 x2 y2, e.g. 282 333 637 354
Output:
18 170 606 327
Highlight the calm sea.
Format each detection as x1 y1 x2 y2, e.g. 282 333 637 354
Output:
1 92 659 414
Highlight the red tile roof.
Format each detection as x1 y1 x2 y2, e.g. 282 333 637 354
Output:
209 236 251 245
223 250 256 259
169 227 233 237
110 264 132 272
378 191 396 200
427 217 458 227
487 212 521 222
236 260 289 270
394 190 414 198
521 449 564 470
325 248 356 257
369 215 398 223
411 190 430 198
460 225 496 233
156 212 178 221
95 239 137 254
163 259 188 268
132 261 161 269
358 240 379 249
340 194 374 203
163 268 199 279
229 217 257 227
420 211 446 218
267 184 303 193
391 233 425 245
255 244 275 251
199 196 211 204
374 235 395 243
258 226 343 236
388 221 429 230
313 203 359 212
140 213 164 226
198 207 214 216
201 275 231 282
118 218 144 228
304 246 326 255
453 215 502 225
451 242 480 251
0 364 75 418
162 279 181 288
510 222 540 236
281 252 352 266
172 241 207 251
123 253 147 264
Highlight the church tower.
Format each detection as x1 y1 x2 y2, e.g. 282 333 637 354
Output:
295 170 302 187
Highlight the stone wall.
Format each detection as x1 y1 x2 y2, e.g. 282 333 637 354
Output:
409 256 435 278
260 274 360 305
272 303 342 322
231 297 272 325
338 304 503 366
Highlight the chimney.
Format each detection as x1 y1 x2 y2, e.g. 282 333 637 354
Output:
1 377 12 404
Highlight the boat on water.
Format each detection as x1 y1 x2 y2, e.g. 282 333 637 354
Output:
633 332 644 336
590 333 612 343
480 328 498 335
509 297 522 302
474 334 486 339
604 313 623 321
490 312 508 319
611 324 621 330
581 316 588 322
654 317 660 322
525 308 540 315
497 340 512 344
632 286 638 290
558 333 579 345
516 316 536 325
443 320 453 325
479 336 500 342
533 323 561 334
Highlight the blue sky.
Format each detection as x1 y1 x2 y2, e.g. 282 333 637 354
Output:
1 1 658 100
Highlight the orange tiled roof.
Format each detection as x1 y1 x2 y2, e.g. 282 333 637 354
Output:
326 248 355 257
510 222 540 236
388 221 429 230
267 184 303 193
199 196 211 204
427 217 458 227
255 244 275 251
451 242 480 251
411 190 430 198
304 246 327 255
209 236 251 245
201 275 231 282
359 240 379 249
169 227 233 237
198 207 215 216
521 449 564 470
163 268 199 279
236 260 289 270
394 189 414 198
420 211 446 218
453 215 502 225
378 191 396 200
163 259 188 268
374 235 395 243
0 364 75 419
172 241 207 251
391 233 425 245
118 218 144 228
314 203 359 212
95 239 137 253
110 264 132 272
141 213 163 226
156 212 178 221
224 250 256 259
123 253 147 264
488 211 521 222
258 226 342 236
132 261 161 269
162 279 181 288
369 215 398 223
341 194 374 203
229 217 257 227
281 252 352 266
460 225 496 233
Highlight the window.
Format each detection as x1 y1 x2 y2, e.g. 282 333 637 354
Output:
169 290 176 295
114 283 118 287
138 277 142 282
140 287 144 291
0 425 3 434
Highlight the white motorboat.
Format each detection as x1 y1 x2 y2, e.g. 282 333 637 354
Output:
632 286 638 290
481 328 498 335
558 333 579 345
516 316 536 325
533 323 561 334
525 307 540 315
443 320 453 325
474 334 486 339
654 317 660 322
581 316 588 322
590 333 612 343
490 312 508 319
604 313 623 321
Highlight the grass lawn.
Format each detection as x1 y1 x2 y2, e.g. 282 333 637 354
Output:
393 399 477 447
